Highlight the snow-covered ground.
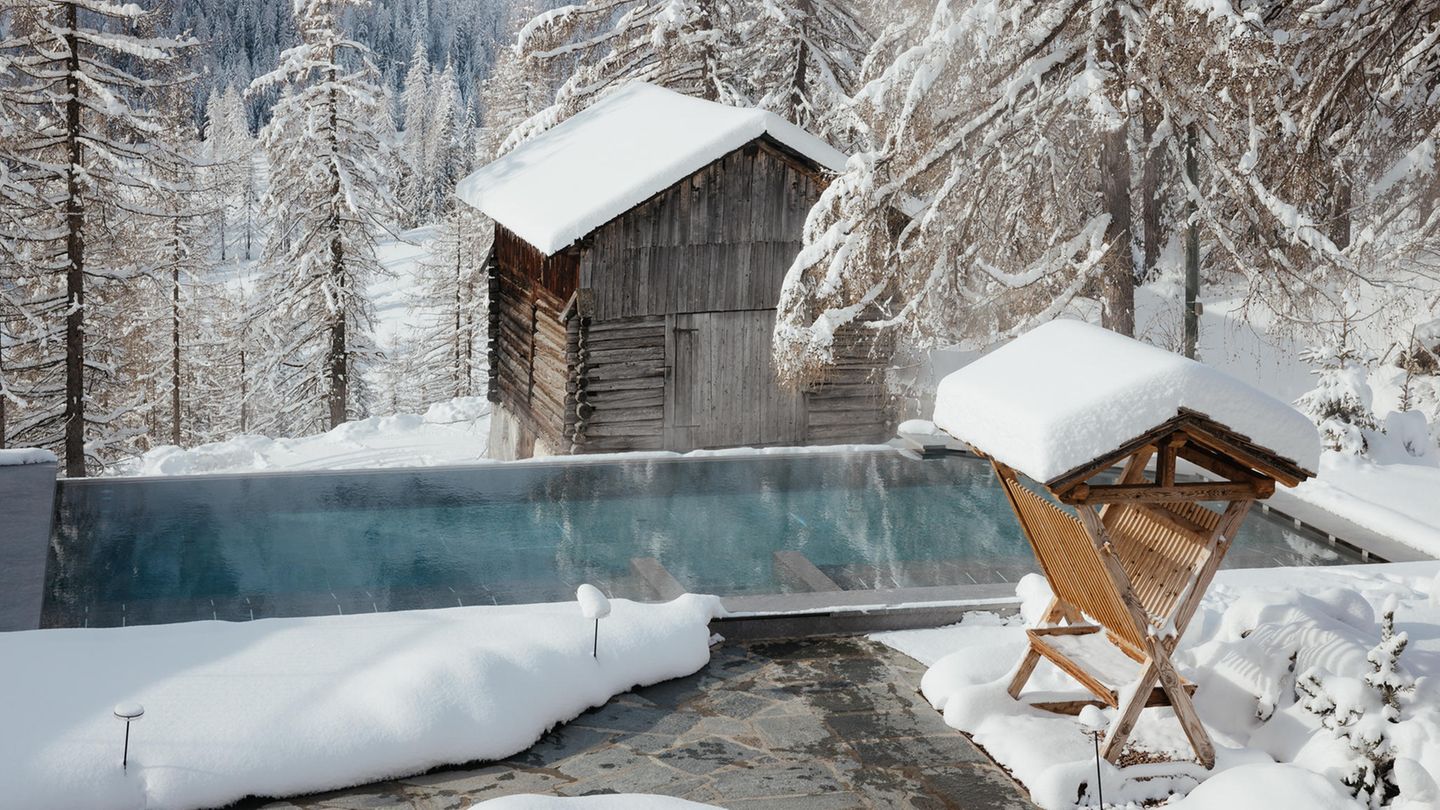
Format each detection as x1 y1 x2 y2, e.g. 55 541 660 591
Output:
1 594 722 810
875 562 1440 809
112 397 491 476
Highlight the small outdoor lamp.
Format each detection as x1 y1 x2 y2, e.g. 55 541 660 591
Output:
1077 705 1108 808
113 703 145 771
576 584 611 658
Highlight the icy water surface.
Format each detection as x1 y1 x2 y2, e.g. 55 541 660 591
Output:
45 449 1361 627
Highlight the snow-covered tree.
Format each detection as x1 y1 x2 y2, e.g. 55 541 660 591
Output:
420 60 472 218
1298 598 1414 807
1296 304 1382 455
1135 0 1440 333
396 39 432 225
406 204 490 404
744 0 872 143
249 0 395 435
507 0 747 149
0 0 194 474
204 85 261 263
771 0 1139 386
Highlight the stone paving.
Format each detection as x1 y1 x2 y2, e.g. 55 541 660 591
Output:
250 637 1037 810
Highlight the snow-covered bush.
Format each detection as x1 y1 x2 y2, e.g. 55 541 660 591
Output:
1296 598 1414 807
1296 338 1381 455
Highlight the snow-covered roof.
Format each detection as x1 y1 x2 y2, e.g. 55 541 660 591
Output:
932 319 1320 484
455 83 850 256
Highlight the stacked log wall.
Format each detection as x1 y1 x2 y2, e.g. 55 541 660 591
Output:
803 324 896 445
487 226 578 456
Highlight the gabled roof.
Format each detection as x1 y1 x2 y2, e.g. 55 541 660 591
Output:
932 319 1320 485
455 82 850 256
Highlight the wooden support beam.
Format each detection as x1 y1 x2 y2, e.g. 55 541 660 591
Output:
1062 481 1261 505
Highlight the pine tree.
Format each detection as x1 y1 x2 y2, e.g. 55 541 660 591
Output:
744 0 872 144
771 0 1142 386
397 38 432 226
249 0 395 435
1296 304 1382 456
426 61 472 218
1297 598 1413 807
408 203 490 404
0 0 194 474
507 0 748 148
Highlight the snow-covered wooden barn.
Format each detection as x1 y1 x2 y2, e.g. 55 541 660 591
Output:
457 83 895 459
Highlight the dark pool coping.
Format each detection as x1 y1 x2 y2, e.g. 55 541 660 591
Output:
0 460 58 631
714 583 1021 640
66 444 903 485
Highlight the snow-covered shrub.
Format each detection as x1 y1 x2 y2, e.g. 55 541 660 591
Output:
1296 338 1381 455
1296 598 1414 807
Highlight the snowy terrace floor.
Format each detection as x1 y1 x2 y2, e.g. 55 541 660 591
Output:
243 637 1036 810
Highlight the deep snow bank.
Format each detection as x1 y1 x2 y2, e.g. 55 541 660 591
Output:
2 595 723 810
111 397 491 476
875 563 1440 809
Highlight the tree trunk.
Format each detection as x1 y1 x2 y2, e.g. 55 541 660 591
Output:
1140 98 1163 281
787 0 811 127
171 261 182 446
63 12 86 477
1183 124 1200 360
1097 2 1134 337
325 60 348 429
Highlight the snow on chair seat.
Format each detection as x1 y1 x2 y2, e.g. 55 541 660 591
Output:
932 319 1320 769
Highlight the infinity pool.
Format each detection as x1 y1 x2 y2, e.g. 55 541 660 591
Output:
44 449 1361 627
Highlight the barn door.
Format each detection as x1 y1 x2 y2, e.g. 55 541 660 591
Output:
664 310 804 451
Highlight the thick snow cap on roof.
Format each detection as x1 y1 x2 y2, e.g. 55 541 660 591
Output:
932 319 1320 484
456 82 849 256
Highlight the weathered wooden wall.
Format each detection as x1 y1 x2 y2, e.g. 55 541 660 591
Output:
490 139 894 458
487 226 576 453
578 139 823 321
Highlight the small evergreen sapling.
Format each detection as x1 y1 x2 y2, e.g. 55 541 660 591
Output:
1297 597 1413 807
1295 334 1380 455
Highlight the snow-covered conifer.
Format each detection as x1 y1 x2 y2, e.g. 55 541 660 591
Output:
249 0 395 435
1296 311 1381 455
1297 598 1413 807
744 0 872 144
771 0 1140 386
507 0 747 148
0 0 194 474
406 204 490 404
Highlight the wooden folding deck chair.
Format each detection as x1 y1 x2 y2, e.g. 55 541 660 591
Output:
983 410 1312 767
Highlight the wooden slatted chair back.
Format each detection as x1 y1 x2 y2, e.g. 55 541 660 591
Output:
1106 503 1220 623
998 475 1146 651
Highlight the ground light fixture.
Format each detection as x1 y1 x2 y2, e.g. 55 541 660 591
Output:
576 584 611 658
1077 705 1108 808
113 703 145 771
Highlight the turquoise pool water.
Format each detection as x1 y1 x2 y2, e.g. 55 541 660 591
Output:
44 449 1362 627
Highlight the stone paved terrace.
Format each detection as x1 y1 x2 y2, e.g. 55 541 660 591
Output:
248 637 1037 809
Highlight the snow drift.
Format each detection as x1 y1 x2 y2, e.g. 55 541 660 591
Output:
1 595 723 810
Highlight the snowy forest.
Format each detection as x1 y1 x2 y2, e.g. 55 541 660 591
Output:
1 0 1438 476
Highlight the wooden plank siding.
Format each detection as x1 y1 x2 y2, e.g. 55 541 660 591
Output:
487 229 574 452
488 136 895 457
580 139 825 321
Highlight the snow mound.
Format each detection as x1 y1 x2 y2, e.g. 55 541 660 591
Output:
932 319 1320 483
456 82 848 256
3 595 723 810
876 562 1440 809
0 447 57 466
1171 763 1355 809
112 396 491 476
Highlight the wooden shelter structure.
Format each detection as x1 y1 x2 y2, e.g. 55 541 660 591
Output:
456 83 894 459
932 320 1319 767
